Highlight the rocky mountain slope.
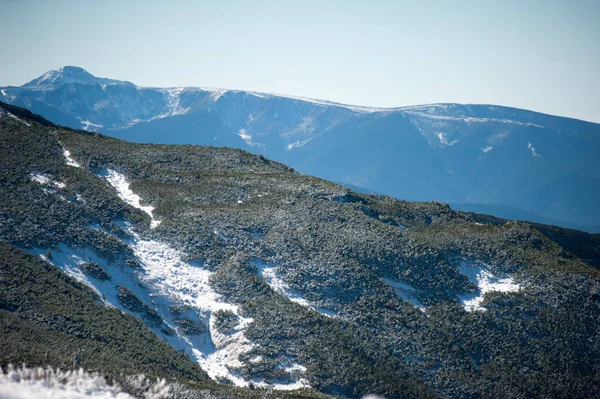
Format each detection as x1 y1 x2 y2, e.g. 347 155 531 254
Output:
1 102 599 398
3 66 600 231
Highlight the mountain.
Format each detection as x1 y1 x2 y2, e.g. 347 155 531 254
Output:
2 67 599 232
1 102 599 398
22 65 134 87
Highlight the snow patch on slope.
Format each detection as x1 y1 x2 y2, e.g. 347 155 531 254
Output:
30 173 68 200
80 120 104 131
101 169 161 228
33 245 104 298
286 137 313 151
26 167 310 389
238 129 252 143
254 261 337 318
155 88 191 120
458 262 520 311
125 232 263 386
383 278 426 311
436 132 456 147
6 112 31 126
63 149 82 168
527 141 540 157
31 231 257 387
202 315 255 386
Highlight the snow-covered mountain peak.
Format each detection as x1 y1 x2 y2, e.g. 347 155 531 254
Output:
23 66 133 87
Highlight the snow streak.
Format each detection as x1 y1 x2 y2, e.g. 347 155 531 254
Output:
101 169 161 228
254 260 337 318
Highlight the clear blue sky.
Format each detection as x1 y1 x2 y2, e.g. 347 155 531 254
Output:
1 0 599 122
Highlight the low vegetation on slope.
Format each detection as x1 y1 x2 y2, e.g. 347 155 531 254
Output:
0 242 206 381
1 102 599 398
0 243 335 399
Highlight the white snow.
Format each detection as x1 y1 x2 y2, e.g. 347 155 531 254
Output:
286 137 313 151
155 88 191 119
80 120 104 131
0 366 136 399
33 245 105 298
254 261 337 318
27 168 310 389
208 89 227 102
6 112 31 126
404 110 544 128
128 233 235 316
436 132 456 146
238 129 252 144
458 262 520 311
236 129 262 148
201 315 255 386
31 235 257 387
64 149 82 168
31 234 256 387
383 278 426 312
265 363 310 390
101 169 161 228
30 173 51 185
126 234 309 388
527 141 540 157
0 365 168 399
30 173 67 196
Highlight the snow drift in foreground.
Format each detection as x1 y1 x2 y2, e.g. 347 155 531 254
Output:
458 262 520 311
0 365 168 399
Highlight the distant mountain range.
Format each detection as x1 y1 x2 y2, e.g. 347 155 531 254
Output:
3 66 599 232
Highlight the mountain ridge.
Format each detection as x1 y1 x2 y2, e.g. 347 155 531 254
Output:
2 66 600 231
13 66 600 123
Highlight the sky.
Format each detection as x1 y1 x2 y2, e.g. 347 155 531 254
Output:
1 0 599 122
